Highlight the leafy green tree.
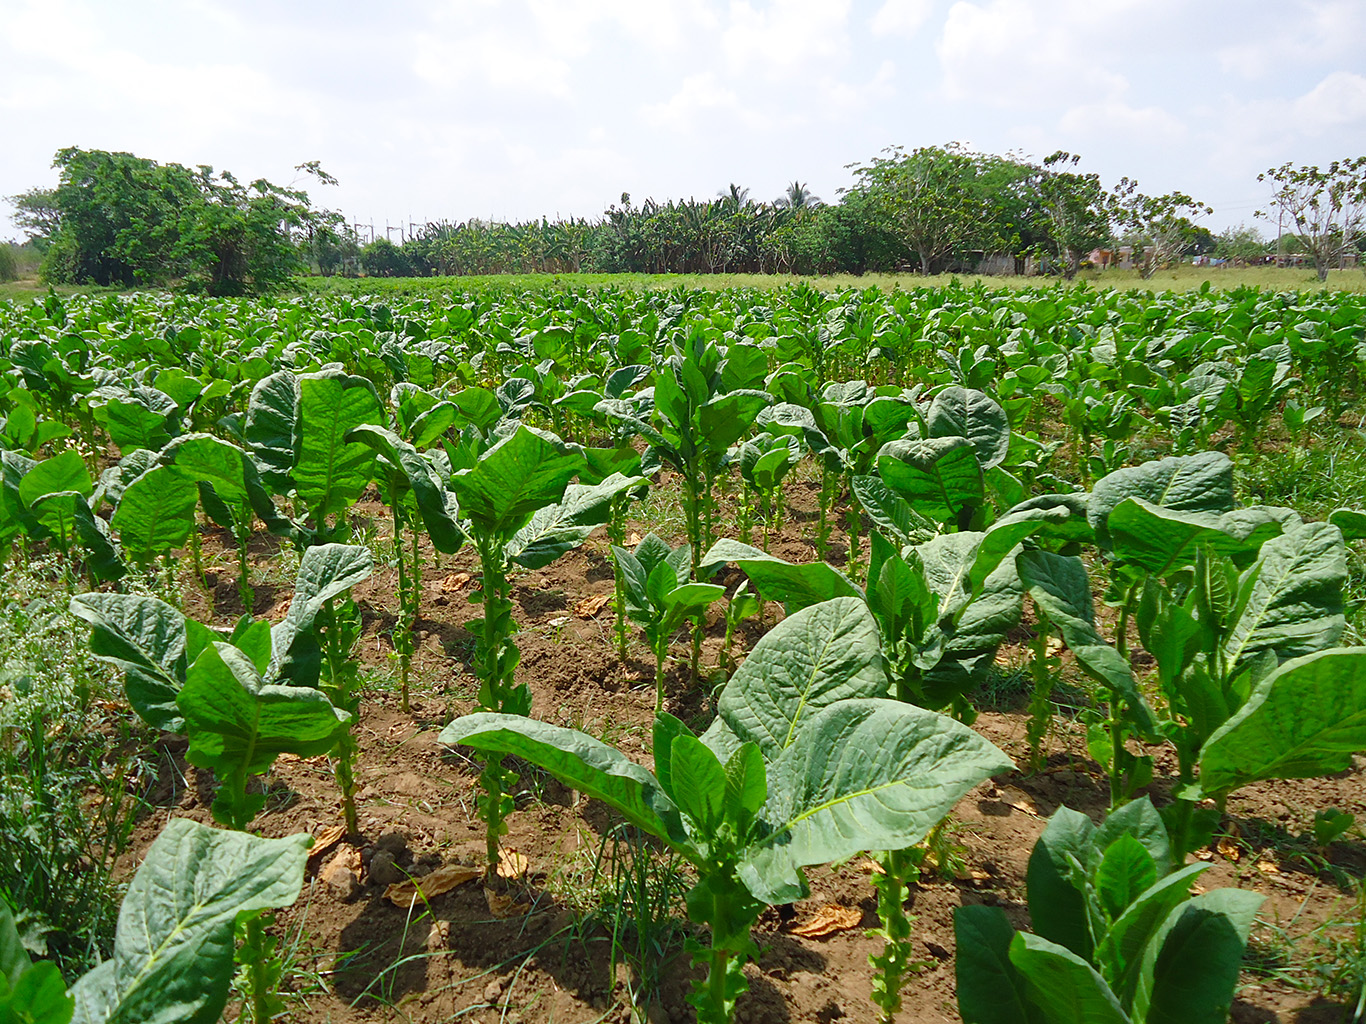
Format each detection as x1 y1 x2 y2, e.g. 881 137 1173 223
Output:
1213 224 1268 262
359 236 415 277
1109 179 1212 278
7 147 333 294
1037 151 1112 279
847 143 991 274
1257 157 1366 281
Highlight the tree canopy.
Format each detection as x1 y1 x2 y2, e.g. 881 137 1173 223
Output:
9 148 335 294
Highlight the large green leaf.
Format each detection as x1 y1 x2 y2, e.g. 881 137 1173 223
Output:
69 593 209 731
346 425 465 553
876 436 984 526
506 474 645 569
0 450 38 546
1026 805 1096 960
243 370 299 488
954 905 1043 1024
269 544 373 676
850 474 937 547
1106 499 1288 576
178 643 349 785
451 425 583 539
698 391 770 455
1132 889 1264 1024
160 434 285 534
699 539 862 611
111 466 198 566
927 386 1011 469
18 451 91 509
0 900 72 1024
740 698 1011 903
1008 933 1131 1024
68 818 309 1024
1220 521 1345 670
1088 452 1233 550
1093 863 1210 1006
294 368 383 518
440 713 687 847
710 597 886 762
1199 648 1366 795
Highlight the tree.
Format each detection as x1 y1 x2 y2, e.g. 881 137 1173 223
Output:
1036 152 1111 279
1213 224 1270 262
775 181 822 210
1257 157 1366 281
7 147 333 294
1108 179 1211 278
847 144 994 274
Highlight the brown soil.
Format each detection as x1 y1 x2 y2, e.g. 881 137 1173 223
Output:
120 479 1364 1024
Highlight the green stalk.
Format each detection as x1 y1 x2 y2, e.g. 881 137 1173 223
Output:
816 465 832 560
869 846 921 1024
845 472 861 582
654 640 667 713
472 533 522 876
318 597 361 835
244 915 273 1024
1026 601 1054 771
609 496 629 663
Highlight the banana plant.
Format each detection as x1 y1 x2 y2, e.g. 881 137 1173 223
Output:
955 798 1263 1024
442 598 1010 1024
0 819 310 1024
612 533 725 709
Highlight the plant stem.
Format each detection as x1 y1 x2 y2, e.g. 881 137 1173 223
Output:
869 846 920 1024
1026 601 1054 771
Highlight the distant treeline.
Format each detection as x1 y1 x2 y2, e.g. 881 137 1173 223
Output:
9 144 1361 292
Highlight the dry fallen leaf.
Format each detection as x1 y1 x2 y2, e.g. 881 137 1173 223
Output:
485 887 531 919
442 572 473 593
384 864 482 906
1216 837 1242 862
627 532 642 546
269 595 292 621
858 858 885 875
786 905 862 938
1256 858 1281 875
318 846 363 893
497 848 529 879
307 824 347 864
574 593 612 619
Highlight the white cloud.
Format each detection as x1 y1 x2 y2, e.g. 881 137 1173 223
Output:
871 0 933 37
640 73 750 132
1292 71 1366 132
937 0 1148 105
1058 101 1186 143
721 0 853 80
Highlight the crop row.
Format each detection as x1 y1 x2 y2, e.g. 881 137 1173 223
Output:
1 281 1364 1024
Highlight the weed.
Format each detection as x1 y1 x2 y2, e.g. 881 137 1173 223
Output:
0 556 157 977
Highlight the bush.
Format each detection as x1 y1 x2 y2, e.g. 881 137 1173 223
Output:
0 243 17 282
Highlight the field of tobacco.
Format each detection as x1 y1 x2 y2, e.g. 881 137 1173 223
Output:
2 279 1365 1024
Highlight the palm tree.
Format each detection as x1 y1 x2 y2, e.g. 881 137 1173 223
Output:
718 183 751 210
775 181 822 210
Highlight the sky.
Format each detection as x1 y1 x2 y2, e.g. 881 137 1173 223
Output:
2 0 1365 242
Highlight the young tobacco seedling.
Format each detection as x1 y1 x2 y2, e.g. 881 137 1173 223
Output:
443 598 1010 1024
955 798 1263 1024
612 533 725 710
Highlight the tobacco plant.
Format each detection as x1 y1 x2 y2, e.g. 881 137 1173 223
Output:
955 799 1263 1024
1 819 310 1024
443 598 1010 1024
